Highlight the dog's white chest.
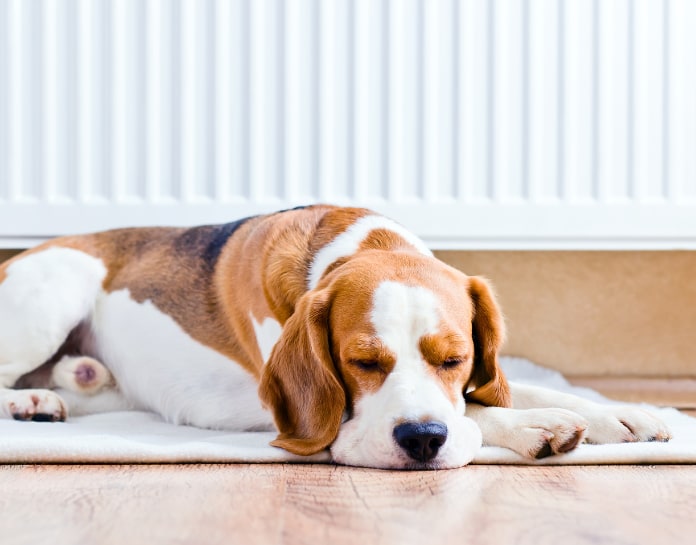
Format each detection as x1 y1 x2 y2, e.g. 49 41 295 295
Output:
251 316 282 363
91 289 274 431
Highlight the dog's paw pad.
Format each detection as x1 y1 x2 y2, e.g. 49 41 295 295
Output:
586 407 672 445
510 408 588 459
533 435 554 459
6 390 67 422
52 356 113 395
530 425 586 459
556 426 585 453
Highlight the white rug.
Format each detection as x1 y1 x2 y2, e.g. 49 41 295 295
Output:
1 357 694 465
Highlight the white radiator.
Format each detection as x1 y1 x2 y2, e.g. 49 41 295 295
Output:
1 0 695 249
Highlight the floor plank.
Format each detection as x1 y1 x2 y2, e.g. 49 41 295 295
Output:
2 463 696 545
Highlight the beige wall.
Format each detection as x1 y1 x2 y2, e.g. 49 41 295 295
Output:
437 251 696 378
2 248 695 378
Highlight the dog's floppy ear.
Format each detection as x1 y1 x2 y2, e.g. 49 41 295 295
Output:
258 288 346 456
465 276 512 408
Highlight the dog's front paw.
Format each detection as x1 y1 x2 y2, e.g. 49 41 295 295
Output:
1 389 67 422
584 406 671 444
504 408 589 459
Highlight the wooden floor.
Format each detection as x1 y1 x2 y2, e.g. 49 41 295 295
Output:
2 462 696 545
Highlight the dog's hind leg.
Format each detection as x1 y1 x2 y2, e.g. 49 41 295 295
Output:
51 355 114 395
0 246 107 420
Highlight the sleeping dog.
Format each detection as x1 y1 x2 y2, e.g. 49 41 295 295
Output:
0 205 670 468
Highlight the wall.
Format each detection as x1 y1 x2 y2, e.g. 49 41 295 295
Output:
437 251 696 378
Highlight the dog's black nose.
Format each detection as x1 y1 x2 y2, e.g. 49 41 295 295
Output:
393 421 448 463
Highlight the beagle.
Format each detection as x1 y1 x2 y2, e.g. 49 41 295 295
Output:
0 205 670 469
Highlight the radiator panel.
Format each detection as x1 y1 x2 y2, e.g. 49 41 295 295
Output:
0 0 695 248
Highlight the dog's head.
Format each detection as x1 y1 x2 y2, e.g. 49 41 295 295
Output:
259 251 510 469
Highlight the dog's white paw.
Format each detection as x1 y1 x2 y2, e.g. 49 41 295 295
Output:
52 355 113 395
1 389 67 422
501 408 589 459
584 405 671 444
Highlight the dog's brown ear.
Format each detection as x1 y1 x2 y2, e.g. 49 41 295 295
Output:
258 288 346 456
465 276 512 408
